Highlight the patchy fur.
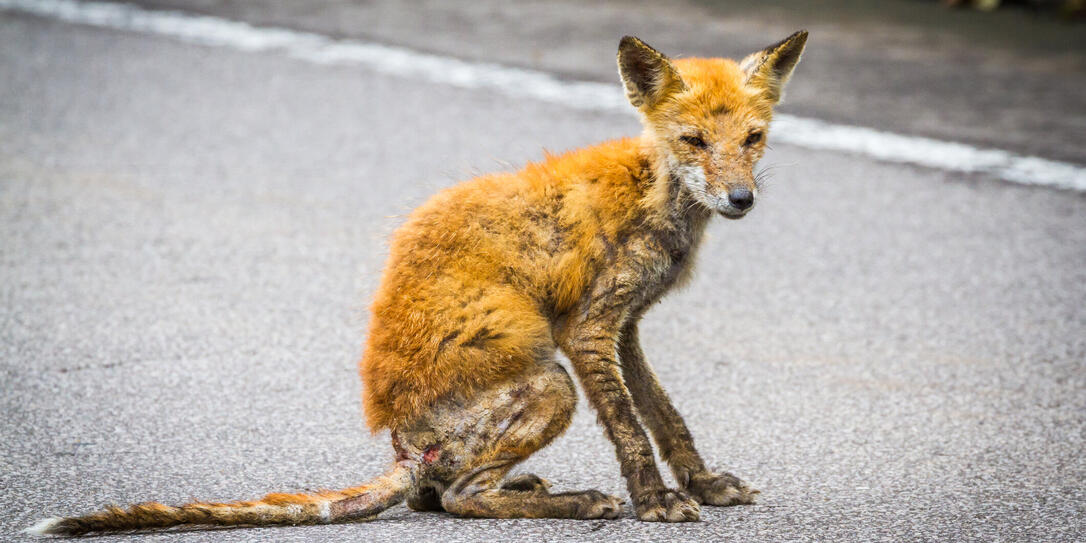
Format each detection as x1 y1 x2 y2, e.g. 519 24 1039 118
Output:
28 32 806 535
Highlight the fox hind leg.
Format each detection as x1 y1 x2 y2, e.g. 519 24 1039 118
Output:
441 462 622 520
398 360 623 520
500 473 551 493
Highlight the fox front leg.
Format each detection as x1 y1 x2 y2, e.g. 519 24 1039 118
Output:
619 322 759 506
559 296 699 522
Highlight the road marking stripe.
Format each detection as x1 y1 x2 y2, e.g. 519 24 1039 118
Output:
4 0 1084 191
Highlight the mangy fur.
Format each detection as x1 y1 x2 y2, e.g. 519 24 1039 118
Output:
28 31 807 536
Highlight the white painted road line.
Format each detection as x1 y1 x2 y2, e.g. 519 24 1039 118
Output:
3 0 1084 191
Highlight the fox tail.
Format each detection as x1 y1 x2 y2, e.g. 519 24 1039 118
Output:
25 460 417 537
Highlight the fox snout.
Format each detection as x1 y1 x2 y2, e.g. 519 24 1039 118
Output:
701 157 759 219
713 184 756 219
675 165 758 219
727 186 754 211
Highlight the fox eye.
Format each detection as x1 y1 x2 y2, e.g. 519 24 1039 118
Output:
744 131 764 147
679 134 708 149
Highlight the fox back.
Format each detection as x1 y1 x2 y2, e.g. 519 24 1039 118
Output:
361 33 808 431
28 31 807 536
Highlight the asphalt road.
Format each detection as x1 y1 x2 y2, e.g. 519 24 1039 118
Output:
127 0 1086 164
2 3 1085 542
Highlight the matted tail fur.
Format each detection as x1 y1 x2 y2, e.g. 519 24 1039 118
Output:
25 460 418 537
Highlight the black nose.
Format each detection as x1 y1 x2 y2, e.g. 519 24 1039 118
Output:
728 187 754 210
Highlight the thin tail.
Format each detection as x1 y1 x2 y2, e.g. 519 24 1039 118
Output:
25 460 417 537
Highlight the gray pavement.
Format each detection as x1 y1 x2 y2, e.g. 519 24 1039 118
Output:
126 0 1086 164
1 3 1085 543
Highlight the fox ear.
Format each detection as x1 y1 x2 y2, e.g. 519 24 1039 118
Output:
617 36 686 111
740 30 808 103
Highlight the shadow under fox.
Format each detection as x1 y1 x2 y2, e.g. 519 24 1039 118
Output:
28 31 808 536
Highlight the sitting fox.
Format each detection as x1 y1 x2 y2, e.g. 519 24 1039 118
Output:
28 31 807 535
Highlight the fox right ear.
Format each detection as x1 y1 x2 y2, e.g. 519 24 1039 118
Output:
617 36 686 111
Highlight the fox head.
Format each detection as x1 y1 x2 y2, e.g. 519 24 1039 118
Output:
617 32 808 219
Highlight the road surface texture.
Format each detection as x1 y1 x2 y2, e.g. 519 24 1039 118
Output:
1 1 1084 542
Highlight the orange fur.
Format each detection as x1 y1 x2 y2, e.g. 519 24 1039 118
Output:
360 33 807 431
361 138 648 429
28 32 808 535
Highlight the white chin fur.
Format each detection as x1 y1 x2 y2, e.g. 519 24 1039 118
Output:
672 163 708 196
24 517 63 536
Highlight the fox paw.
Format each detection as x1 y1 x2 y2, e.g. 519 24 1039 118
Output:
684 471 759 506
634 488 700 522
578 490 624 519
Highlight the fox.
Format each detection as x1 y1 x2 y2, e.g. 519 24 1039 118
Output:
27 31 807 536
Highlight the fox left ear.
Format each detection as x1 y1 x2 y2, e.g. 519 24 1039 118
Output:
740 30 808 103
